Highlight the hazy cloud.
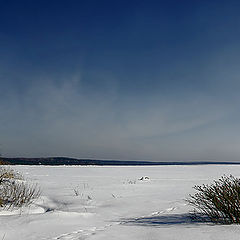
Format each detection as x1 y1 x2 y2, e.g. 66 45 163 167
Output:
0 71 238 160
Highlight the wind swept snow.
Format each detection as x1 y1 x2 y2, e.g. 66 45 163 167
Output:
1 165 240 240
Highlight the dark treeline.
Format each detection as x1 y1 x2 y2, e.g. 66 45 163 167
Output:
1 157 240 166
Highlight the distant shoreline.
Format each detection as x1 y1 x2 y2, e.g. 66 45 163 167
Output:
1 157 240 166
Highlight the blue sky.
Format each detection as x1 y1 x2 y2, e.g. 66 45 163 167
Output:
1 0 240 160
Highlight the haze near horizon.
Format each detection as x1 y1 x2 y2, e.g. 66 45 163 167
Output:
1 1 240 161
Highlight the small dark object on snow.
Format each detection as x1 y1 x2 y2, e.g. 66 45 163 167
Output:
139 176 150 181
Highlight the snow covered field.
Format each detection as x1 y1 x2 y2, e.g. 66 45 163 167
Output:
1 165 240 240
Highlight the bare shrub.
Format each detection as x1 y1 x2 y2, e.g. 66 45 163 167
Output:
0 167 23 182
187 175 240 224
73 186 92 201
73 187 80 196
0 167 41 210
123 179 136 184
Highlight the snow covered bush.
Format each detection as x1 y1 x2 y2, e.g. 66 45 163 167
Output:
187 175 240 224
0 167 41 209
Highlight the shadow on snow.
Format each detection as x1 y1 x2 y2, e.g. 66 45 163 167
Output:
121 213 210 226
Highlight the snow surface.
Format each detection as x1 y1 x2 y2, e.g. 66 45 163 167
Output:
1 165 240 240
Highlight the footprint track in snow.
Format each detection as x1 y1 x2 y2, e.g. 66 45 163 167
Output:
50 204 186 239
51 223 119 240
151 207 176 216
150 202 187 216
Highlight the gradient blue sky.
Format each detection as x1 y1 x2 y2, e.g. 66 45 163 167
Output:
1 0 240 161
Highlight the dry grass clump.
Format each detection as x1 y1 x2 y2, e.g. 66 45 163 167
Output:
0 167 40 210
187 175 240 224
0 167 22 182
